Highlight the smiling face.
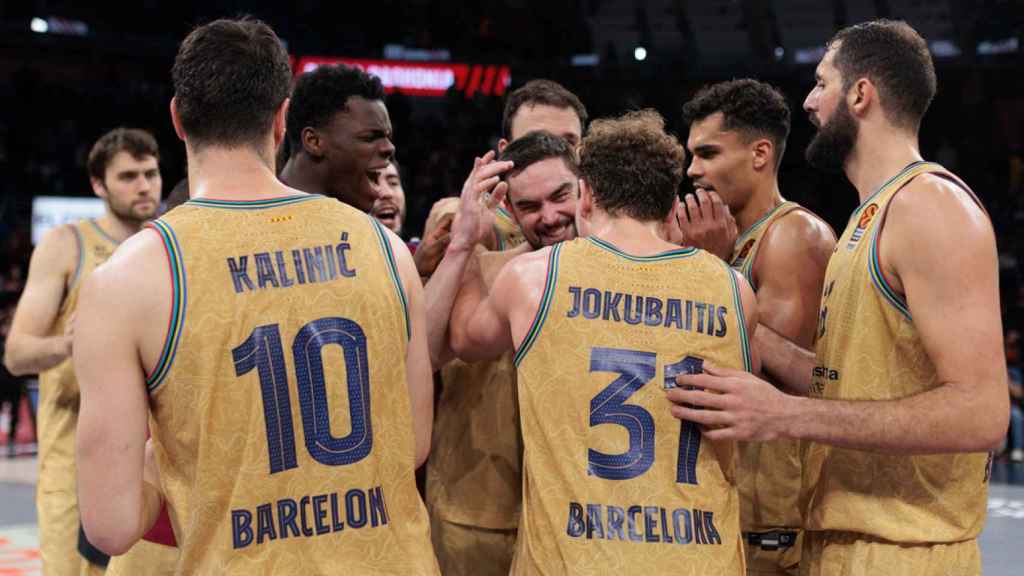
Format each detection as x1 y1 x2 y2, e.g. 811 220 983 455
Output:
371 162 406 234
321 96 395 212
92 151 162 224
803 46 859 173
506 156 579 248
685 112 759 214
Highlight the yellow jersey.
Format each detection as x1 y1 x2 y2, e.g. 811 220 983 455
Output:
729 201 805 532
513 237 751 574
804 161 991 543
146 195 438 574
427 208 526 530
37 218 119 492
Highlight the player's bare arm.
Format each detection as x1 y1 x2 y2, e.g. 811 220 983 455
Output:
74 231 167 555
382 225 435 467
4 225 78 375
449 247 549 363
423 151 512 369
670 177 1008 454
752 210 836 393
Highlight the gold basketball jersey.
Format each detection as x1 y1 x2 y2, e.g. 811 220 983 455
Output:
146 195 438 575
428 232 527 531
512 237 751 574
805 161 991 543
493 206 526 250
729 201 805 533
37 219 119 491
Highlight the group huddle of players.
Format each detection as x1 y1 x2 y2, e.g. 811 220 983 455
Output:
4 14 1006 576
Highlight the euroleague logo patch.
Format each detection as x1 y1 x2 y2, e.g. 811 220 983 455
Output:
847 203 878 249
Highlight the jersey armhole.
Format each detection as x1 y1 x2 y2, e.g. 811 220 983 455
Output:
144 219 187 394
370 218 411 341
724 261 753 372
66 224 85 292
513 243 562 367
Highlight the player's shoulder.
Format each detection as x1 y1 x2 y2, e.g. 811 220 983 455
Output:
896 171 985 217
37 221 79 251
762 205 836 258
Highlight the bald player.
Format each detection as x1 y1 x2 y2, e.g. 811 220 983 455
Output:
73 18 439 574
670 20 1006 576
424 80 587 576
682 79 835 575
5 127 161 575
451 109 758 574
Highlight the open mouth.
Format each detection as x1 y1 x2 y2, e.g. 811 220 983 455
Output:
373 204 399 224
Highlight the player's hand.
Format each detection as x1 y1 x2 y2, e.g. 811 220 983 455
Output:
665 363 794 441
450 151 513 253
677 190 737 260
414 213 453 279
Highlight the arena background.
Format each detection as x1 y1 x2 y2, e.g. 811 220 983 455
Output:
0 1 1022 574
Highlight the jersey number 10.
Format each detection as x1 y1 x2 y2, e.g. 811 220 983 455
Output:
232 317 372 474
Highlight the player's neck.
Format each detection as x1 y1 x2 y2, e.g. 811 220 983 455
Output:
278 155 327 196
587 211 676 256
187 146 292 201
845 127 923 204
735 180 783 234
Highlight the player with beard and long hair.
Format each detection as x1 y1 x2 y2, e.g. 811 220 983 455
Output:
668 19 1006 576
4 127 162 575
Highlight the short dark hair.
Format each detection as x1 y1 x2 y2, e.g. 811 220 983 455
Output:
286 64 386 153
579 109 685 222
828 19 936 130
501 79 588 139
682 79 790 169
171 17 292 149
499 130 580 182
87 127 160 181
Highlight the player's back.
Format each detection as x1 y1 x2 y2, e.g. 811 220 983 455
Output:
512 237 751 575
146 194 438 575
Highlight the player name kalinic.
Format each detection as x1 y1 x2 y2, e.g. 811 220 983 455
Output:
566 501 722 545
231 485 389 550
226 234 358 294
567 286 729 337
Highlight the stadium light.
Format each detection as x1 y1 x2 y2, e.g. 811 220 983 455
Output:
634 46 647 61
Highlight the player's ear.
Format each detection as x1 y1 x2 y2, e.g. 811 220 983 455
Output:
578 179 594 219
497 138 510 154
170 97 186 142
301 126 324 158
273 98 289 149
751 138 772 171
90 176 108 199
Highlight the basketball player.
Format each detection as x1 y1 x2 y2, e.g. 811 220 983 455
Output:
682 79 835 575
4 127 162 575
279 63 395 212
424 80 587 576
371 161 407 235
73 18 440 573
670 20 1006 576
450 109 758 574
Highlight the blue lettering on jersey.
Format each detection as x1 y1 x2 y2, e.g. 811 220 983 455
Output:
565 286 728 337
231 486 388 550
226 235 359 294
565 501 721 546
